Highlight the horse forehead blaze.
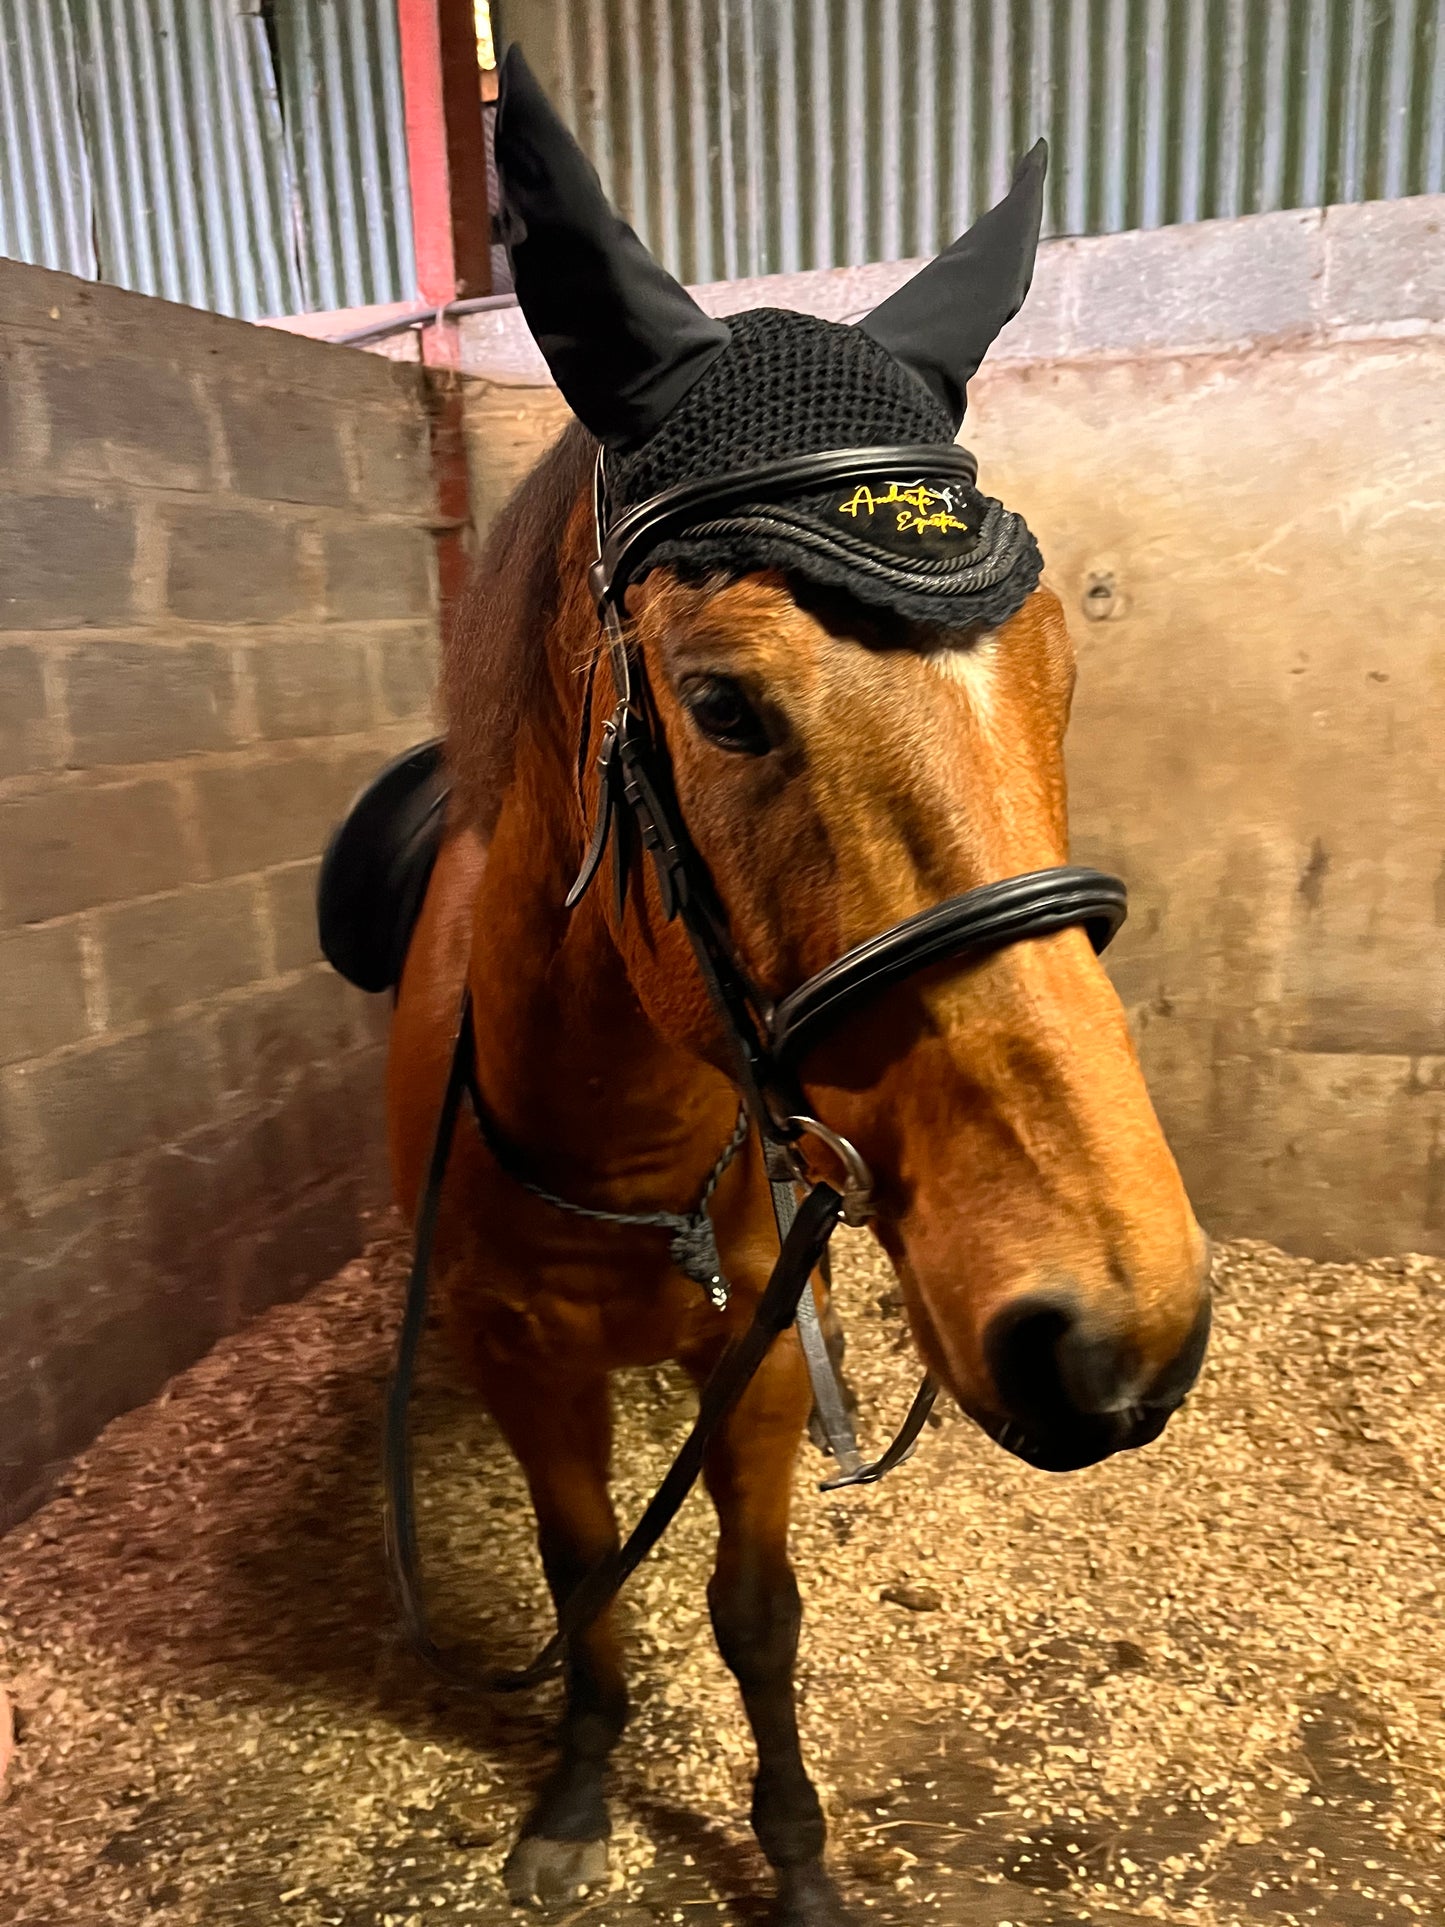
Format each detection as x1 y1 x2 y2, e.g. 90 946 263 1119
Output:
639 573 1076 909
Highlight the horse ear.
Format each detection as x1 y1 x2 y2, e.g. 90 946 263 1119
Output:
493 45 730 451
860 140 1048 427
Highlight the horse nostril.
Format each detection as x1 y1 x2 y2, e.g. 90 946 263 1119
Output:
984 1293 1135 1426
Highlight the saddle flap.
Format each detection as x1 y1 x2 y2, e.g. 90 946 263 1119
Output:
317 738 451 994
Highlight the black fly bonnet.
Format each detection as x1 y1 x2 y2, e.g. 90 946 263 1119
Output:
495 47 1045 636
597 309 1041 632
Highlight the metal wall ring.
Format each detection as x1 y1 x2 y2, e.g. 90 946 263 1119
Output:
784 1115 875 1227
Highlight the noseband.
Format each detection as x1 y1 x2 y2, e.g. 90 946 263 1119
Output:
382 441 1128 1693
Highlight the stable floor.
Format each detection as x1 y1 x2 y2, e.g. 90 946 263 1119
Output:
1 1222 1442 1927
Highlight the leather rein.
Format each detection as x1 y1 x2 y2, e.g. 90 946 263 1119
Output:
382 442 1127 1692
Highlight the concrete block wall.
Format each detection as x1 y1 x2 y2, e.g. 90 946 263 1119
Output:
0 261 444 1527
454 195 1445 1262
457 193 1445 387
453 196 1445 536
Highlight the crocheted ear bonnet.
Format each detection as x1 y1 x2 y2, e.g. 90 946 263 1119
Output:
494 46 1046 635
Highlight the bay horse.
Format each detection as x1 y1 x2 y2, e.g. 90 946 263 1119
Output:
382 47 1211 1927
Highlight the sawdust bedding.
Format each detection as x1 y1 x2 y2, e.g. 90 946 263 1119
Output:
2 1218 1442 1927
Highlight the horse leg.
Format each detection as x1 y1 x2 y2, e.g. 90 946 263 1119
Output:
484 1368 629 1906
694 1339 856 1927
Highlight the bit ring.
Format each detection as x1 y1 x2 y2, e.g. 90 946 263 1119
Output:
784 1116 875 1227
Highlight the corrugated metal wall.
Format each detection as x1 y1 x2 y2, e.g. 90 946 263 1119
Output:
497 0 1445 284
0 2 95 281
273 0 416 313
0 0 415 319
6 1 1443 314
67 0 304 318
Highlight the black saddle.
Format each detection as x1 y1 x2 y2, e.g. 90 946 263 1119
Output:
317 739 451 993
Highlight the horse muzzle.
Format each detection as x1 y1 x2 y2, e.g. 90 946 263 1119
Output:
975 1291 1213 1473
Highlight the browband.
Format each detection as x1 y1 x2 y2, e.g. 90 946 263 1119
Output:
590 443 981 614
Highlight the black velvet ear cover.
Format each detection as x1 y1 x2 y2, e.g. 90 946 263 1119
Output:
493 45 731 451
492 49 1046 636
861 141 1048 428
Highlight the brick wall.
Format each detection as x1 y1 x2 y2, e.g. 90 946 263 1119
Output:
0 261 446 1528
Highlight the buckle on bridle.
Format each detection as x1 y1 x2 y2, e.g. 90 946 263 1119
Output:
783 1115 874 1227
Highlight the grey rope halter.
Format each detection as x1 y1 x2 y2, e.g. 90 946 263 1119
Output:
463 1068 749 1309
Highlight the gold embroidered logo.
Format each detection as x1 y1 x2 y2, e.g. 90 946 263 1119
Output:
837 479 970 538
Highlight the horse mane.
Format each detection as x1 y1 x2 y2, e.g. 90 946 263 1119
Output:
442 416 595 833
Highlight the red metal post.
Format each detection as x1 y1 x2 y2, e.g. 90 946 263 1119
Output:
425 373 478 634
396 0 491 368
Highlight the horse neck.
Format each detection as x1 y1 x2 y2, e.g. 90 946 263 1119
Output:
464 512 727 1173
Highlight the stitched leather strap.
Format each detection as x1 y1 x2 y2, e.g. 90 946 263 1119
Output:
593 443 980 612
770 867 1127 1068
767 1167 940 1492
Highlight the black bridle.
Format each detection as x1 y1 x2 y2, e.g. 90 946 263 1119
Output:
383 443 1127 1691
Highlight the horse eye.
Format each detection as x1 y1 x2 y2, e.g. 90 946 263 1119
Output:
680 675 771 755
